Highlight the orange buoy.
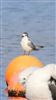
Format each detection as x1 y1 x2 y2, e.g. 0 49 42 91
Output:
5 55 44 85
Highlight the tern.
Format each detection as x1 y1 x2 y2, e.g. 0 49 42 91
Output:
20 32 44 55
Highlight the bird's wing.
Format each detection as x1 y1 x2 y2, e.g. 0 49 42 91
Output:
28 41 37 50
28 39 44 50
49 83 56 99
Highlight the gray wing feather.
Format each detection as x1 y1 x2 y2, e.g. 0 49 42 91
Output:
49 84 56 99
28 41 37 50
28 39 44 50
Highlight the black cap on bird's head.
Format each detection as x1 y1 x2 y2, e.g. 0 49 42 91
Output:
17 32 28 37
22 32 28 37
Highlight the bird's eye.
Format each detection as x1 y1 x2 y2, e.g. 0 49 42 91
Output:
22 35 24 37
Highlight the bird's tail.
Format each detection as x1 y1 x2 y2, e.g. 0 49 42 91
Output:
35 45 44 50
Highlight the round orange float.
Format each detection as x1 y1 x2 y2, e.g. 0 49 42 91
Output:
5 55 44 97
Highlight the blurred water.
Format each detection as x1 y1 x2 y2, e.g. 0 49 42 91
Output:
0 0 56 100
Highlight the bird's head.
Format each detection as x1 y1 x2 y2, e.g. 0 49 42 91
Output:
19 67 37 87
22 32 28 38
16 32 28 38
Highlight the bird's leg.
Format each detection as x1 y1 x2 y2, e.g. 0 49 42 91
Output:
28 51 31 55
24 51 26 55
